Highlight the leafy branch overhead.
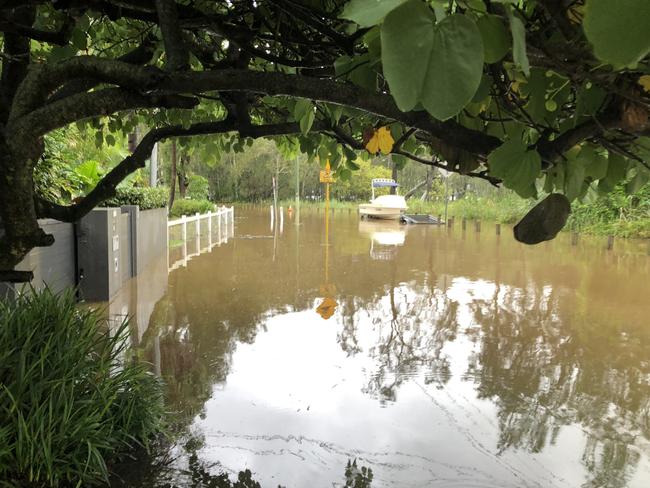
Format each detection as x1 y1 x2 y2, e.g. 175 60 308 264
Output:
0 0 650 276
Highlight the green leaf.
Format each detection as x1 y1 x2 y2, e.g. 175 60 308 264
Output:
340 0 406 27
506 7 529 75
345 159 360 170
71 28 87 51
564 155 585 201
583 0 650 67
477 15 510 63
381 3 484 120
105 134 116 147
334 55 377 91
488 138 541 198
598 153 629 193
579 145 608 180
626 164 650 193
300 110 315 135
293 99 313 121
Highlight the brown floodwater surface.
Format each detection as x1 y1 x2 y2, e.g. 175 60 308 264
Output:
116 207 650 487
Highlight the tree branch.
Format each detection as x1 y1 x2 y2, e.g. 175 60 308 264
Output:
155 0 189 71
7 88 198 156
35 120 326 222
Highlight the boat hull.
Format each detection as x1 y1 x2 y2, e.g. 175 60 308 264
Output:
358 204 404 220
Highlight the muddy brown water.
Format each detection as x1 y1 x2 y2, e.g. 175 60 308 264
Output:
111 207 650 487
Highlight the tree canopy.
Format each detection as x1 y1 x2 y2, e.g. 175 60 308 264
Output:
0 0 649 280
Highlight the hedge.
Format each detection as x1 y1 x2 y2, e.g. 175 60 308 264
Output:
103 186 168 210
170 198 215 218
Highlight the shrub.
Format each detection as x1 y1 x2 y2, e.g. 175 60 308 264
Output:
103 186 168 210
170 199 214 218
0 289 165 487
187 174 210 201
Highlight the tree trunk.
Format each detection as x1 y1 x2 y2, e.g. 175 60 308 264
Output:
168 140 177 213
178 153 188 199
424 167 433 201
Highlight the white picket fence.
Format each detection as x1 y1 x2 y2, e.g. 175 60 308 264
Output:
167 206 234 271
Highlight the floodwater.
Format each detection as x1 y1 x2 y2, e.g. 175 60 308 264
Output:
113 207 650 487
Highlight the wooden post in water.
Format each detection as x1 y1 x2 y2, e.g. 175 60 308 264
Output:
571 232 579 246
607 235 614 250
496 223 501 236
195 212 200 255
475 221 481 233
438 214 442 224
181 215 187 266
462 218 467 231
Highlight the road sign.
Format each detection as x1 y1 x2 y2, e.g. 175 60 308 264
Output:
319 160 335 183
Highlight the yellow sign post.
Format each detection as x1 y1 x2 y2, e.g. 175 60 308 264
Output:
316 161 337 320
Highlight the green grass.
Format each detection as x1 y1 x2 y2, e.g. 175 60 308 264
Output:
0 288 166 487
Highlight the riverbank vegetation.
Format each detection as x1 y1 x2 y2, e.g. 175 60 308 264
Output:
0 289 165 487
3 0 650 279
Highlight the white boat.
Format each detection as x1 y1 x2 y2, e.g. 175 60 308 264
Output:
358 179 408 220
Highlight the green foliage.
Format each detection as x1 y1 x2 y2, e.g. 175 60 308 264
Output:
381 3 484 119
170 199 214 218
583 0 650 67
341 0 406 27
332 158 392 201
477 14 510 64
103 186 169 210
568 182 650 237
33 156 86 204
187 174 210 201
0 289 165 487
487 139 541 198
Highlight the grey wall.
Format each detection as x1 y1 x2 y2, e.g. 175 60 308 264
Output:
136 207 167 275
1 219 75 297
1 206 169 303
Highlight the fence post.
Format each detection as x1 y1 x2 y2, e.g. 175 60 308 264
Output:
207 211 213 248
217 208 222 245
195 212 200 254
182 215 188 266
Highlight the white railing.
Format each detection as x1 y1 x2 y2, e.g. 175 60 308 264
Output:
167 206 234 271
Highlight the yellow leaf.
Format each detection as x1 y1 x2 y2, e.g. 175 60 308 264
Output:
365 126 394 155
365 136 380 154
377 126 394 154
639 75 650 93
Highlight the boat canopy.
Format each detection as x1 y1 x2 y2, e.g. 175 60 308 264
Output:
372 178 399 188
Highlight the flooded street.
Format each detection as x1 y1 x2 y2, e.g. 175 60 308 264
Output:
120 208 650 487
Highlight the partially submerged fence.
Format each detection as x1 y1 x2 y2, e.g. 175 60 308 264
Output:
167 206 234 271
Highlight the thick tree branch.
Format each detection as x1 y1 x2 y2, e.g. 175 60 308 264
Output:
7 88 198 156
155 0 189 71
47 35 158 104
35 120 327 222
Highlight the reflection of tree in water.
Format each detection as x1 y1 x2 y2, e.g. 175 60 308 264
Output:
157 449 373 488
467 283 650 488
337 281 459 404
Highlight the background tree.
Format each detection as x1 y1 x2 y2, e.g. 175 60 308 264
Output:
1 0 649 280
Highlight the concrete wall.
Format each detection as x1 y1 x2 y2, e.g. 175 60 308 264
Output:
1 219 76 297
121 206 167 276
1 206 169 303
